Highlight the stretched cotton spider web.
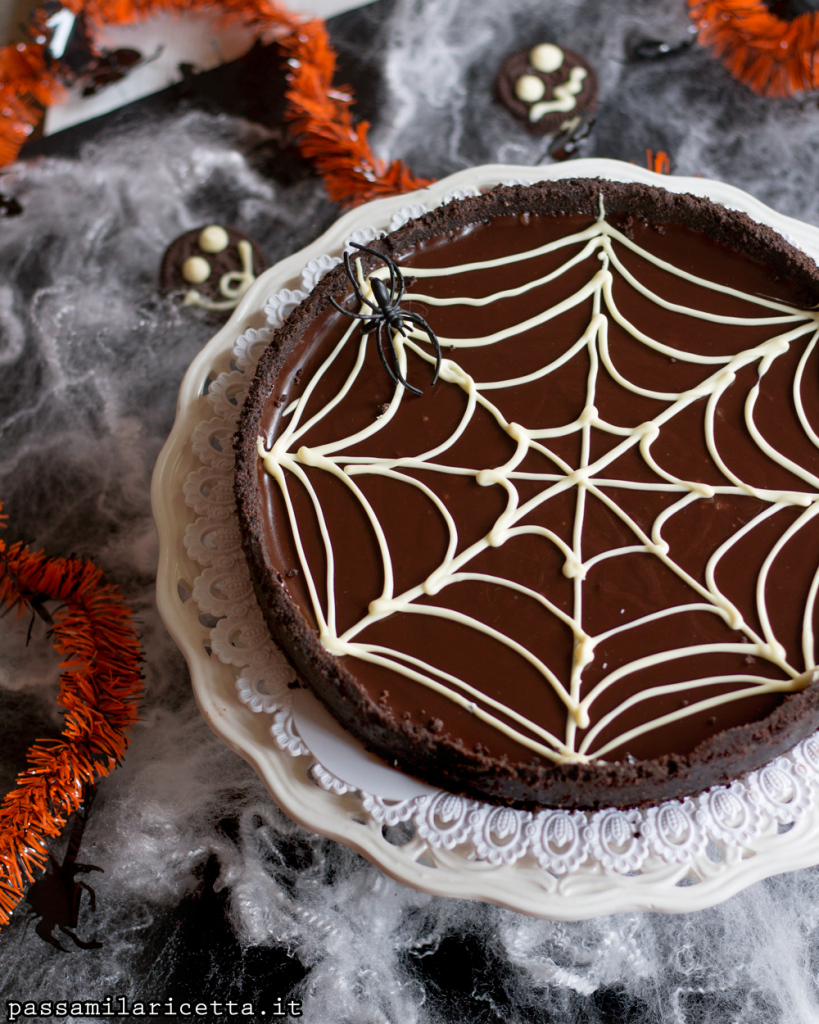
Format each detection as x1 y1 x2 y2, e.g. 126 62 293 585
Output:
258 200 819 765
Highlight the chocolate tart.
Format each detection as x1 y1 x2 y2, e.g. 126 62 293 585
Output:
235 178 819 810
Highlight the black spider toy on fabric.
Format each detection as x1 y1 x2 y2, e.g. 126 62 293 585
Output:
330 242 442 397
25 786 103 952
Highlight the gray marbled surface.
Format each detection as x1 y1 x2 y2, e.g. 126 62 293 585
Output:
2 1 819 1021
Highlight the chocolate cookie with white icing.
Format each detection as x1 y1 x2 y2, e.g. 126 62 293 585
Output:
235 179 819 810
161 224 267 314
496 44 597 136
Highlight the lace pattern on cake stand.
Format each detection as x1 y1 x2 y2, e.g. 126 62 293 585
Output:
180 189 819 887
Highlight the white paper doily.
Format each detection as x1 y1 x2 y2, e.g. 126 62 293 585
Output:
153 160 819 918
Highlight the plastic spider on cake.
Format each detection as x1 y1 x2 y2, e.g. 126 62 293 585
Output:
330 242 442 396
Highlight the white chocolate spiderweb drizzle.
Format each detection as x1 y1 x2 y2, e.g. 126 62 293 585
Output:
258 198 819 766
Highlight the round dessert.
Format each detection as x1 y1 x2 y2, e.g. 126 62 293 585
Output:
161 224 267 313
496 44 597 136
235 179 819 810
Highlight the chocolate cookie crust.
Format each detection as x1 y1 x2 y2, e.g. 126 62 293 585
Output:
235 178 819 810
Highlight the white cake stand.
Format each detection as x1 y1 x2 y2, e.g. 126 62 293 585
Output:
152 160 819 918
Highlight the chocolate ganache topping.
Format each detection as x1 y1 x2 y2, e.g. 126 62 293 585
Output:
236 179 819 809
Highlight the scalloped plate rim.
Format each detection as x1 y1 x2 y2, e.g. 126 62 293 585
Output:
151 159 819 918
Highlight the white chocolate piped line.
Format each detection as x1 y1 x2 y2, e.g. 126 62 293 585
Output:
396 217 817 317
602 235 810 325
804 566 819 670
794 331 819 448
402 235 601 307
529 66 588 122
339 644 577 761
184 239 257 311
259 197 819 763
583 674 804 759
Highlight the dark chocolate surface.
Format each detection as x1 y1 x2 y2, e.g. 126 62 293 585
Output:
236 179 819 809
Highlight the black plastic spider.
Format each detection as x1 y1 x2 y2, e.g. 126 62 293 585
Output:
25 785 102 952
626 26 697 62
330 242 442 397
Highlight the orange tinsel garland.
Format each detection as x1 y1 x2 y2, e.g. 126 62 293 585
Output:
689 0 819 97
0 43 64 166
0 506 143 926
646 148 671 174
278 23 433 204
0 0 431 206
